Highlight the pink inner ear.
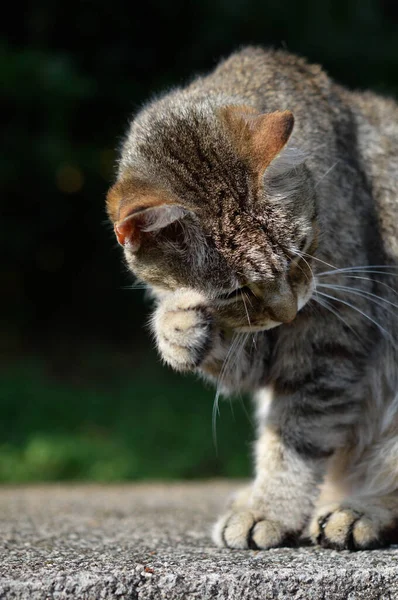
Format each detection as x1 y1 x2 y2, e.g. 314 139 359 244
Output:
114 216 141 251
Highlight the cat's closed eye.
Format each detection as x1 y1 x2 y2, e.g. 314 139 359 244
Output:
298 236 309 253
216 285 257 303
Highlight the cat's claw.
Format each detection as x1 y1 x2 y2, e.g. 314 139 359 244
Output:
213 510 294 550
153 289 214 372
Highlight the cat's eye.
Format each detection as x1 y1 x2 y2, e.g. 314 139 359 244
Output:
298 236 309 253
216 285 256 302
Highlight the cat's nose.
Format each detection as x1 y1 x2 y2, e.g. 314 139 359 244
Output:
269 301 297 324
266 284 297 324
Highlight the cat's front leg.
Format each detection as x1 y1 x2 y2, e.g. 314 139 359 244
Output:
152 288 267 388
213 425 326 548
309 494 398 550
308 437 398 549
213 335 366 549
152 289 217 372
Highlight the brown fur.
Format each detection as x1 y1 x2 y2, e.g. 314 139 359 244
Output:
107 177 178 222
219 107 294 176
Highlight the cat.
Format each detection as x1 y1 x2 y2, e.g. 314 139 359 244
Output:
106 47 398 550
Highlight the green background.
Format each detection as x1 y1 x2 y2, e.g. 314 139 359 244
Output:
2 0 398 480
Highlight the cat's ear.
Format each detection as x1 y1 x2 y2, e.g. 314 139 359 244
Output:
114 203 187 251
220 106 294 175
107 179 187 251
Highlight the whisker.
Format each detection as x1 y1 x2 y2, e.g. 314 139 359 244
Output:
320 274 398 298
213 365 233 453
238 393 255 429
251 330 258 351
212 390 221 454
314 160 340 189
215 333 249 413
292 256 311 283
312 293 364 344
243 290 254 308
122 285 148 290
213 333 245 450
300 251 339 272
317 265 398 277
216 334 240 391
241 292 252 327
315 290 395 344
241 291 258 349
317 283 398 311
228 391 236 420
291 249 316 288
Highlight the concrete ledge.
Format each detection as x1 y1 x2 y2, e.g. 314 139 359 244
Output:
0 482 397 599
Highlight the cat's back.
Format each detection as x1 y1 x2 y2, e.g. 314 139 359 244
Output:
348 90 398 258
187 46 331 111
350 89 398 186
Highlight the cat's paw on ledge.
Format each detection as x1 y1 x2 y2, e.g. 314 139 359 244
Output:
153 289 215 372
212 509 294 550
309 501 398 550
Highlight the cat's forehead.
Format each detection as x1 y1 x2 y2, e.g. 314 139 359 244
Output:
131 110 237 184
120 100 298 216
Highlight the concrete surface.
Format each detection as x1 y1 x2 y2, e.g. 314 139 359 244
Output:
0 482 397 599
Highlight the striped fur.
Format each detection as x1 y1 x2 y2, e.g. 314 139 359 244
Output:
107 47 398 550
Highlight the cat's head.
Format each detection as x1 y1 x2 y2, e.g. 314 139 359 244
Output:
107 100 317 331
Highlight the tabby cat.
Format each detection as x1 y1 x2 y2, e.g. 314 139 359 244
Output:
107 47 398 550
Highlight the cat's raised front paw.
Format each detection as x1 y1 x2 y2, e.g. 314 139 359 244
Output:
213 510 293 550
153 289 214 372
309 502 396 550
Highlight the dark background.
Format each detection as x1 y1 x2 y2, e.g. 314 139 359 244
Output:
2 0 398 481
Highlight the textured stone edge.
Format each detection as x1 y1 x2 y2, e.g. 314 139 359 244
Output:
1 565 398 600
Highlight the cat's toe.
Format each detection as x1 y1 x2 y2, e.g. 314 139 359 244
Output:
212 510 291 550
310 505 390 550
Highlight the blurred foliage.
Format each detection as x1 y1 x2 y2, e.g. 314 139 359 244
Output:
1 0 398 480
0 360 252 481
